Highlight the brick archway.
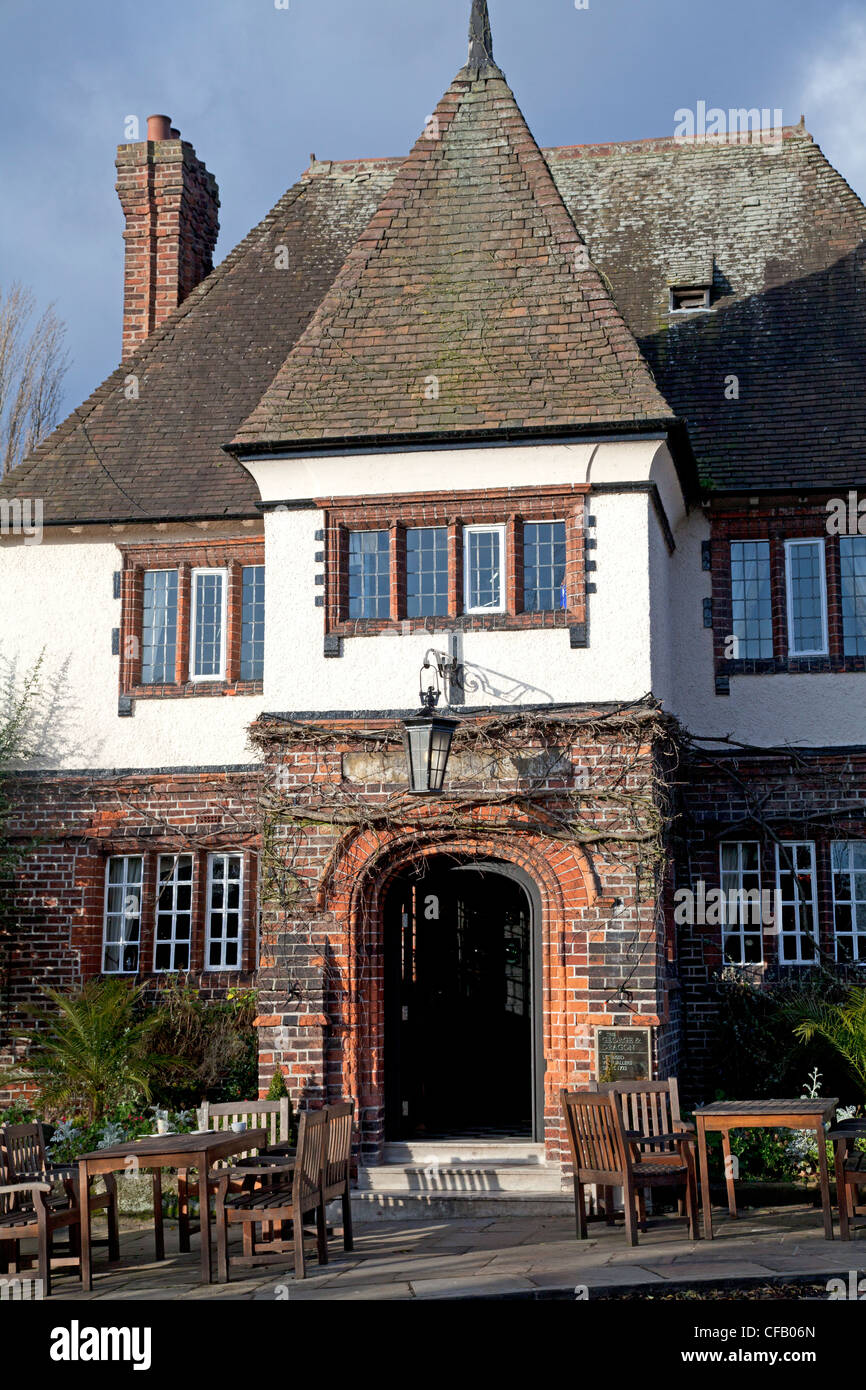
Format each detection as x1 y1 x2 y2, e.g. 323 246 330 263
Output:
322 818 597 1161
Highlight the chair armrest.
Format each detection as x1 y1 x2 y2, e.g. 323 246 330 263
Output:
234 1154 295 1168
675 1121 696 1134
630 1132 695 1148
232 1161 295 1179
0 1181 51 1198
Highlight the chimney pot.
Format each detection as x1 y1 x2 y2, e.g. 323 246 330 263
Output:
146 114 172 141
170 126 181 139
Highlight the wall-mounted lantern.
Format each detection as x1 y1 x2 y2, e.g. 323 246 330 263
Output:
402 653 458 795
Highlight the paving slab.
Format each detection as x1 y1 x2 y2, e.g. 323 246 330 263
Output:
21 1204 865 1301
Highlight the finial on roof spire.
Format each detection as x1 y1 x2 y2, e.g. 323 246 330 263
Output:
465 0 501 77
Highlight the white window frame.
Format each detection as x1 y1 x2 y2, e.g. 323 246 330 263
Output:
775 841 819 965
153 853 194 973
102 856 143 975
719 841 764 966
784 538 829 657
205 852 245 971
463 523 507 615
830 840 866 966
189 567 228 682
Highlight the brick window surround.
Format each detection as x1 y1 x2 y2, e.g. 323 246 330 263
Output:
710 504 866 676
319 484 589 638
119 538 264 698
96 848 258 979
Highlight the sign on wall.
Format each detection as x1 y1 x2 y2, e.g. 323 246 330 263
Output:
594 1026 653 1082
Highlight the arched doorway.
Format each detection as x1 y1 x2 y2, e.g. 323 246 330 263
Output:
383 856 543 1141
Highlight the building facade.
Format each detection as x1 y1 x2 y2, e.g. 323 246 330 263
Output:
2 2 865 1171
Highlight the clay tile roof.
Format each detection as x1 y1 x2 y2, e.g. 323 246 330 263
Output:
229 63 674 455
0 165 395 524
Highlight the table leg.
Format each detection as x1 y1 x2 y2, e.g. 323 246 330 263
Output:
697 1118 714 1240
835 1138 851 1242
78 1161 93 1291
199 1167 213 1283
721 1129 738 1218
152 1169 164 1261
815 1122 834 1241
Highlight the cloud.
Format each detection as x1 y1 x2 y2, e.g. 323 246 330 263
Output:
802 8 866 201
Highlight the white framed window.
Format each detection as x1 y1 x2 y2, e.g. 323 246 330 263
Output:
784 539 828 657
775 841 819 964
464 524 506 614
102 856 143 974
190 568 228 680
719 842 764 966
154 854 194 972
206 853 244 970
831 841 866 965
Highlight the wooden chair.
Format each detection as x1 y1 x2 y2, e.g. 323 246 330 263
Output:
590 1079 695 1229
1 1123 119 1263
215 1108 328 1282
177 1098 291 1252
0 1135 98 1296
560 1090 698 1247
831 1123 866 1241
320 1101 354 1259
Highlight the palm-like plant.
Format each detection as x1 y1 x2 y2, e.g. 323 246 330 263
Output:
784 986 866 1103
9 979 180 1122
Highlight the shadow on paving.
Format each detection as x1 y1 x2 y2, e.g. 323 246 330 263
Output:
27 1204 864 1302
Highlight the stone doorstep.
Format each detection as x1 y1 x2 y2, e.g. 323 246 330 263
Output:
352 1191 574 1221
358 1165 563 1194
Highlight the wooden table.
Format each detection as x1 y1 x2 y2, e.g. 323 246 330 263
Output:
76 1128 268 1289
694 1099 838 1240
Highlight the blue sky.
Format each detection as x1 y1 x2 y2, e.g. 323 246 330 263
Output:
1 0 864 414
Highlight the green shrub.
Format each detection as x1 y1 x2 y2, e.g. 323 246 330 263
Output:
8 979 179 1122
144 979 258 1108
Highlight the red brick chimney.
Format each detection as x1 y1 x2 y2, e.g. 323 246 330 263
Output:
115 114 220 359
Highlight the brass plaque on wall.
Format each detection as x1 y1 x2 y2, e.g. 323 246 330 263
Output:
594 1027 652 1082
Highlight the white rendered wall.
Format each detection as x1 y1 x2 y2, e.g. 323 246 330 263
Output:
264 493 657 711
260 437 676 713
666 510 866 748
0 524 263 771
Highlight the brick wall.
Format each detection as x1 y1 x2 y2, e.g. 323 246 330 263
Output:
252 709 678 1166
677 745 866 1100
0 768 261 1098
